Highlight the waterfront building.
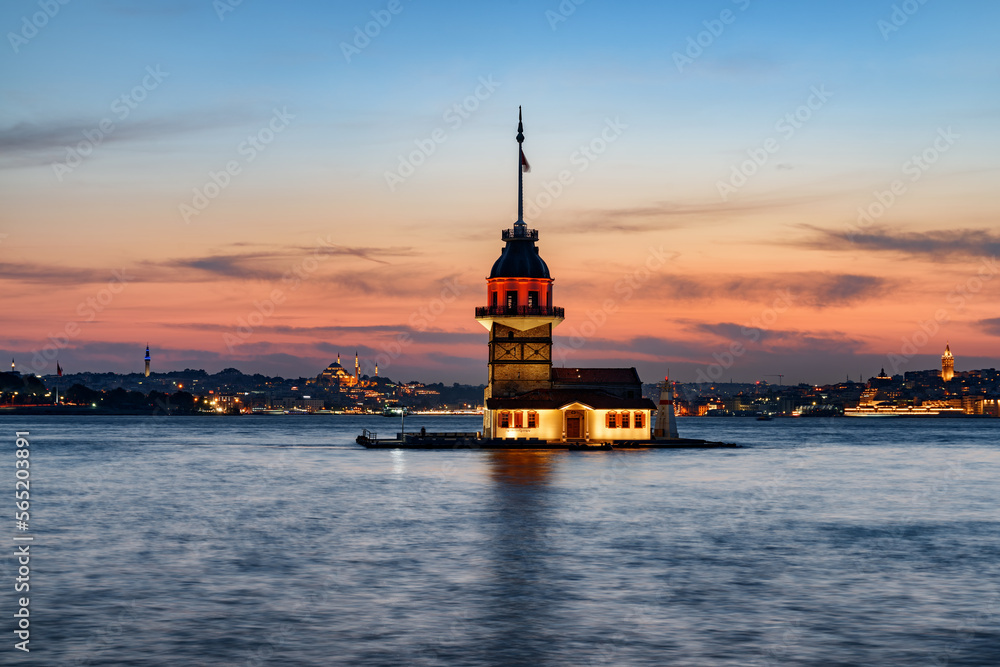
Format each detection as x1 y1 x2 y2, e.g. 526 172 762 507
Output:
476 109 656 443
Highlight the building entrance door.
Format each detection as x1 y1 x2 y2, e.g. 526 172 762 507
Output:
566 416 582 439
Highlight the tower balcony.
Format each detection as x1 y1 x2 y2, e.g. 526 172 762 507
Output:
475 305 565 332
502 227 538 241
475 305 563 318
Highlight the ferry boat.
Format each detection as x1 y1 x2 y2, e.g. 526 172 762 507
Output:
844 405 966 417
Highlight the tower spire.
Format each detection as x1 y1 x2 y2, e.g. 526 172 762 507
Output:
516 106 528 223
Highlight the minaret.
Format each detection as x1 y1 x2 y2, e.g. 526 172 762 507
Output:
476 109 565 436
144 345 150 378
337 352 341 366
941 343 954 382
375 362 379 377
10 358 14 373
354 351 360 383
654 377 680 439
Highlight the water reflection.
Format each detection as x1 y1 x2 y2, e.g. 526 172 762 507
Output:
484 450 562 665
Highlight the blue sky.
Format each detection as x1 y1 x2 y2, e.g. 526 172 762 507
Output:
1 0 998 383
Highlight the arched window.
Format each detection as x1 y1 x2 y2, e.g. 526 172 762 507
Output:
527 411 538 428
606 412 618 428
634 412 645 429
621 412 631 428
499 411 510 428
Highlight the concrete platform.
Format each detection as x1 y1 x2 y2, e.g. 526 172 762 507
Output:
355 431 739 450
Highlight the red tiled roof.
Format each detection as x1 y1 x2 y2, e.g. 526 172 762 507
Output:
486 388 654 411
551 367 641 385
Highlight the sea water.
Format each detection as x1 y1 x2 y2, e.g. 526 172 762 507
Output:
2 415 998 665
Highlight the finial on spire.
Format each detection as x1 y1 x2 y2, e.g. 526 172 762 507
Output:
516 106 524 144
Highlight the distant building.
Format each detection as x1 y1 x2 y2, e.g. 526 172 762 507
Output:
144 345 151 378
314 353 358 387
942 343 955 382
476 110 656 442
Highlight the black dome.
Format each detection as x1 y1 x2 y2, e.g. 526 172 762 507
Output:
489 240 550 278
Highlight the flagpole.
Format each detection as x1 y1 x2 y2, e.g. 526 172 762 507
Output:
516 106 524 222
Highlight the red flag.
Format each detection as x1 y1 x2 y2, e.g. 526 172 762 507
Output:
520 147 531 173
57 362 63 377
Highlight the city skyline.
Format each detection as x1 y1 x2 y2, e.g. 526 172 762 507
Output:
2 1 999 385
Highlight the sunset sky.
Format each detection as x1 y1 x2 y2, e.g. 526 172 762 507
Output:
2 0 998 385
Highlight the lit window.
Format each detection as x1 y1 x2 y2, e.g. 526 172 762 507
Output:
514 411 523 428
634 412 644 429
527 411 537 428
528 291 539 308
606 412 618 428
621 412 630 428
499 412 510 428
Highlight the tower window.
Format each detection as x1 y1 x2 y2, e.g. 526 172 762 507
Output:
527 291 539 308
506 291 518 309
507 331 514 339
491 292 498 307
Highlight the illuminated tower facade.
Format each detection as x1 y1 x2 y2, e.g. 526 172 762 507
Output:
354 351 360 383
941 343 954 382
475 109 564 404
144 345 151 377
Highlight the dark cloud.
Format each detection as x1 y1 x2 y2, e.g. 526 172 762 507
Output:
796 225 1000 261
0 245 418 286
979 318 1000 337
685 322 863 352
0 113 247 167
543 193 832 234
0 263 125 284
165 322 484 347
641 272 893 308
